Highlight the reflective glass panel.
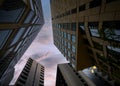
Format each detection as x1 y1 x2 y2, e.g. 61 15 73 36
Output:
0 30 12 49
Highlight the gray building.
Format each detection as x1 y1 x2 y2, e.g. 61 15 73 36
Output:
0 0 44 85
15 58 44 86
56 63 96 86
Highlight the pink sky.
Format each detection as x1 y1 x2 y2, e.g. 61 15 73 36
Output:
10 1 68 85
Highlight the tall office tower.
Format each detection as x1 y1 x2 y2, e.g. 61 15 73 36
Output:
51 0 120 85
0 0 44 85
56 63 96 86
14 58 44 86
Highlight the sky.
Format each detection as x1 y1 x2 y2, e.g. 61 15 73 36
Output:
10 0 68 86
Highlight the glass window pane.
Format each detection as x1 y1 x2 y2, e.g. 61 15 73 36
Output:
11 28 25 46
24 11 34 23
103 21 120 41
107 46 120 53
30 0 34 11
68 51 71 57
0 30 12 49
72 45 76 53
0 8 24 23
72 34 76 43
89 22 100 37
14 41 22 52
23 27 31 38
71 23 76 31
68 42 70 49
67 33 71 40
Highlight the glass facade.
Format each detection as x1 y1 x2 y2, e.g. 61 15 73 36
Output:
0 8 25 23
0 0 44 85
0 30 12 49
24 11 34 23
11 28 25 46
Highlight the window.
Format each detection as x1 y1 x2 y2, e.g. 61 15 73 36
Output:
71 34 76 43
24 11 34 23
67 33 71 40
79 22 85 34
18 78 26 84
61 31 64 37
30 0 34 11
72 45 76 53
64 32 66 38
102 21 120 41
64 23 67 29
88 22 100 37
65 41 67 47
89 0 102 8
71 23 76 31
67 23 71 30
23 27 31 38
107 46 120 53
79 4 85 12
14 41 22 52
68 42 71 49
0 30 12 49
107 45 120 60
68 51 71 57
0 8 25 23
71 8 77 14
11 28 25 46
58 23 61 29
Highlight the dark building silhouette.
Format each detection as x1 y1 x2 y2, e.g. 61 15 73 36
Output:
51 0 120 85
0 0 44 85
15 58 44 86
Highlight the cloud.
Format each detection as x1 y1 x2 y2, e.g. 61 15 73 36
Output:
34 23 53 45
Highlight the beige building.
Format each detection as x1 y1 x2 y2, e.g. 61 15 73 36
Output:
51 0 120 85
15 58 44 86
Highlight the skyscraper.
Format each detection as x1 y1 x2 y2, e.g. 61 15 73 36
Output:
56 63 96 86
0 0 44 85
51 0 120 85
14 58 44 86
